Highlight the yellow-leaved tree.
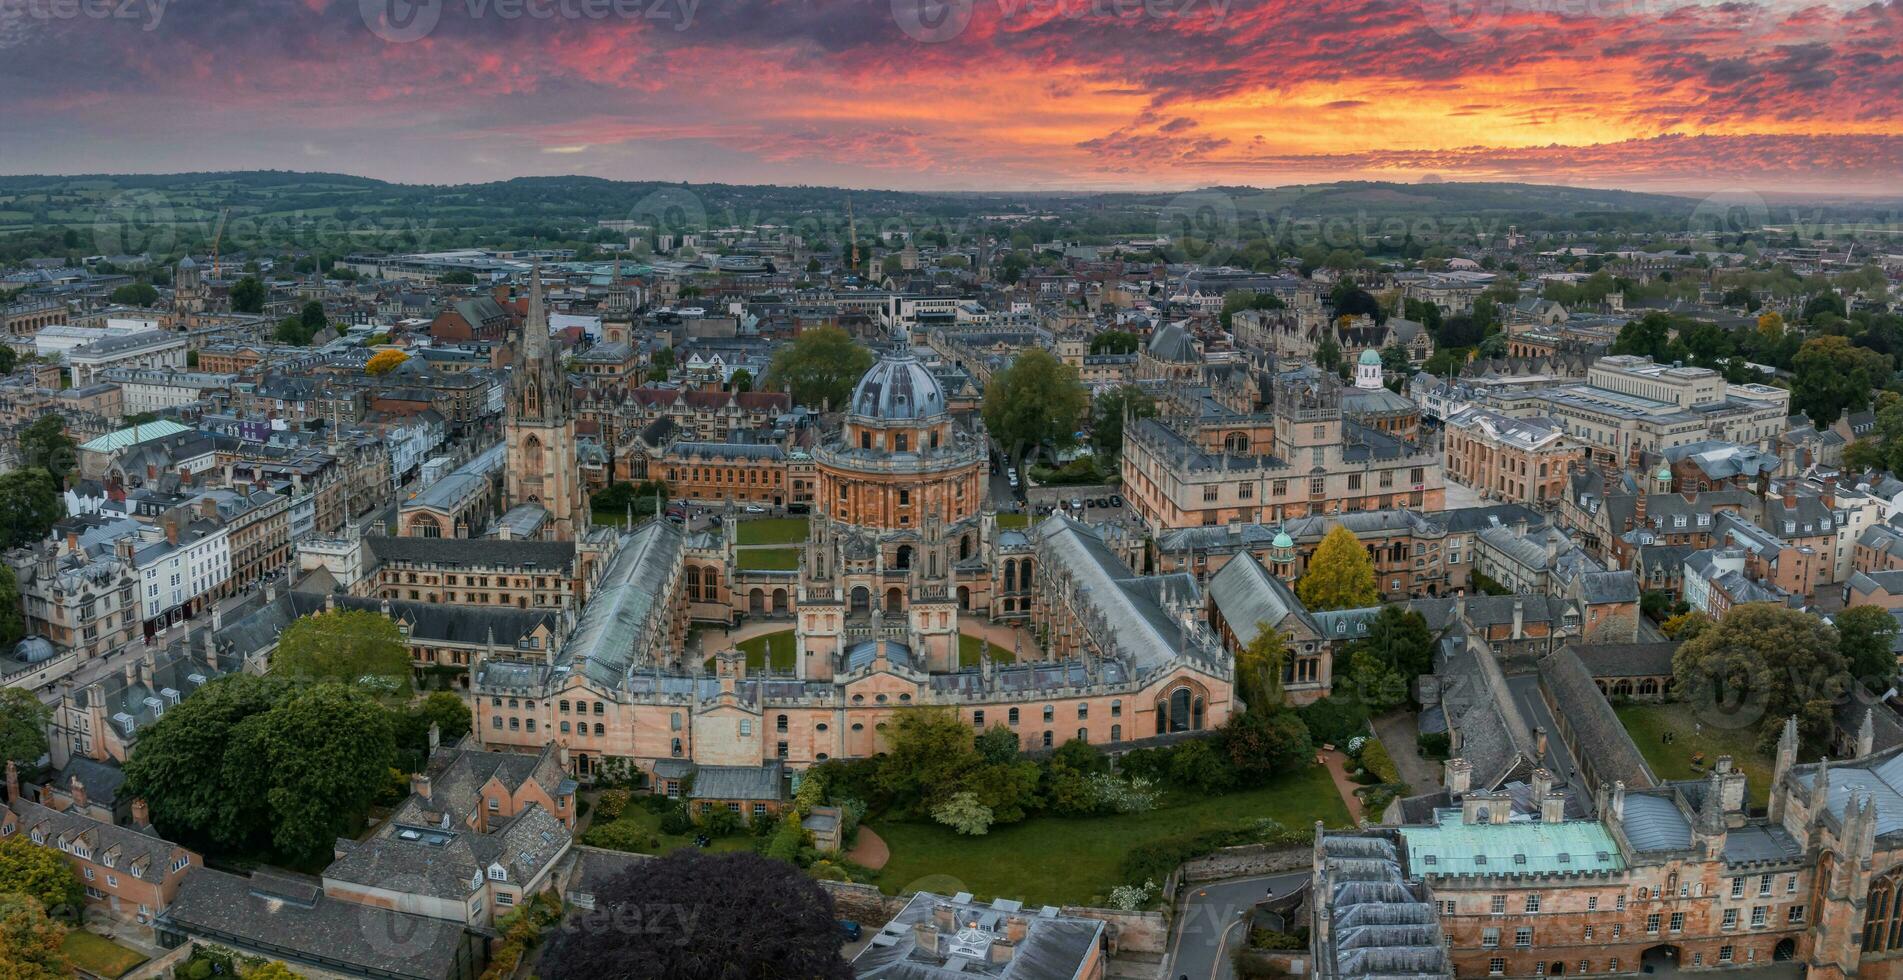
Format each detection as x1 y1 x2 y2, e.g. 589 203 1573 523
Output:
365 349 409 376
1295 525 1379 611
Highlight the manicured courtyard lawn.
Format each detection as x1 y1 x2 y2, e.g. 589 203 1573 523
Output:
61 931 146 978
995 513 1030 530
581 804 759 857
1617 702 1774 808
737 517 809 545
736 547 801 570
957 634 1017 668
869 764 1349 907
709 630 797 672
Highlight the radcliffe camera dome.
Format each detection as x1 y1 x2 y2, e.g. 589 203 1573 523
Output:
850 350 947 421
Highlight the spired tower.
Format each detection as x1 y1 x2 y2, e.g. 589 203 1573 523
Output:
505 262 587 541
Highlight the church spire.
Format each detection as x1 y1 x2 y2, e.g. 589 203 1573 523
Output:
524 259 548 362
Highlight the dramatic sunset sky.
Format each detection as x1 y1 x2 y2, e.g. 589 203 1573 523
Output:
0 0 1898 192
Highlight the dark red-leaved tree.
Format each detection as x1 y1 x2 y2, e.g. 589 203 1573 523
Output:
540 850 854 980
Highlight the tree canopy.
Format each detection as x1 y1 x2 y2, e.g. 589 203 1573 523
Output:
1296 526 1379 611
542 850 853 980
1671 604 1846 756
763 326 873 410
1792 335 1891 426
983 349 1087 461
0 690 49 771
123 675 396 864
17 417 75 491
227 276 266 313
364 349 409 375
1837 605 1900 687
0 894 69 979
1090 384 1154 459
0 837 80 918
269 609 412 695
108 282 159 307
0 470 63 549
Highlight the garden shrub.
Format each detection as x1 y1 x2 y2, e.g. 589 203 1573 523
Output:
1358 739 1401 784
1297 697 1369 747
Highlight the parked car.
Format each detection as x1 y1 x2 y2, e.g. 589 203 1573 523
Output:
1070 497 1084 511
744 504 768 514
839 920 863 942
1109 494 1124 507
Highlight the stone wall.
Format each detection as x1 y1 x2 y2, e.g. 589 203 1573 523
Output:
1179 844 1313 883
1060 906 1170 955
818 879 907 925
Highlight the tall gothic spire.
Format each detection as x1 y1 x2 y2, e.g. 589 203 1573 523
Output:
524 259 548 362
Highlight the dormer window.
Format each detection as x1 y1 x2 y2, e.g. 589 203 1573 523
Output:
489 865 507 882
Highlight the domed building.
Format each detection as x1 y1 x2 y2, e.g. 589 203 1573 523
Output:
800 336 992 676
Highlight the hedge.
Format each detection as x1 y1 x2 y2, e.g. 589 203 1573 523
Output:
1358 739 1401 784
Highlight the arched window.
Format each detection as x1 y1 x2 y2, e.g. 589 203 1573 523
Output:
1169 688 1193 733
1004 562 1017 592
1111 725 1122 742
1008 708 1020 725
960 535 972 560
1020 559 1033 590
523 434 544 472
1867 866 1903 952
685 567 702 602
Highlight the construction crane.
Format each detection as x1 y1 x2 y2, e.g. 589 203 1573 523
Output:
846 196 860 276
209 207 230 278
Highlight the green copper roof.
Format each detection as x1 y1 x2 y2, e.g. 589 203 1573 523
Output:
1400 809 1624 877
77 419 193 454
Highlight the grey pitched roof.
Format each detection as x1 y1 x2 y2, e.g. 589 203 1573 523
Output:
560 520 687 687
364 535 577 574
1571 642 1678 678
163 868 471 980
1537 648 1656 793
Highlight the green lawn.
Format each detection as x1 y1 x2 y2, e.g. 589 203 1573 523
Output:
958 634 1017 668
737 517 809 545
869 764 1349 907
996 513 1030 530
736 547 802 571
1616 703 1774 807
61 931 146 978
581 804 759 858
709 630 798 672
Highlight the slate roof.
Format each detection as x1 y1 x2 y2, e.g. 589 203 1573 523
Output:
6 797 187 881
1571 641 1678 678
1621 792 1693 851
364 535 577 574
1537 648 1656 793
687 762 784 802
163 868 471 980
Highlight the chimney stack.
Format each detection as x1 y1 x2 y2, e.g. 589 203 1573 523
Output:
4 761 16 805
410 773 432 800
131 798 149 826
1444 758 1473 796
913 923 941 957
68 775 86 810
1531 766 1553 801
1542 793 1566 824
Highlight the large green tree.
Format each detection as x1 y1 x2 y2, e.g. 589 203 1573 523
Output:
875 708 977 816
1296 526 1379 611
763 326 873 410
16 417 75 491
0 471 63 549
242 684 398 862
269 609 411 694
109 283 159 307
1672 604 1846 756
1234 627 1289 712
982 349 1088 464
124 675 397 864
0 690 48 770
227 275 266 314
1837 605 1900 687
1792 335 1892 426
1091 384 1154 459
